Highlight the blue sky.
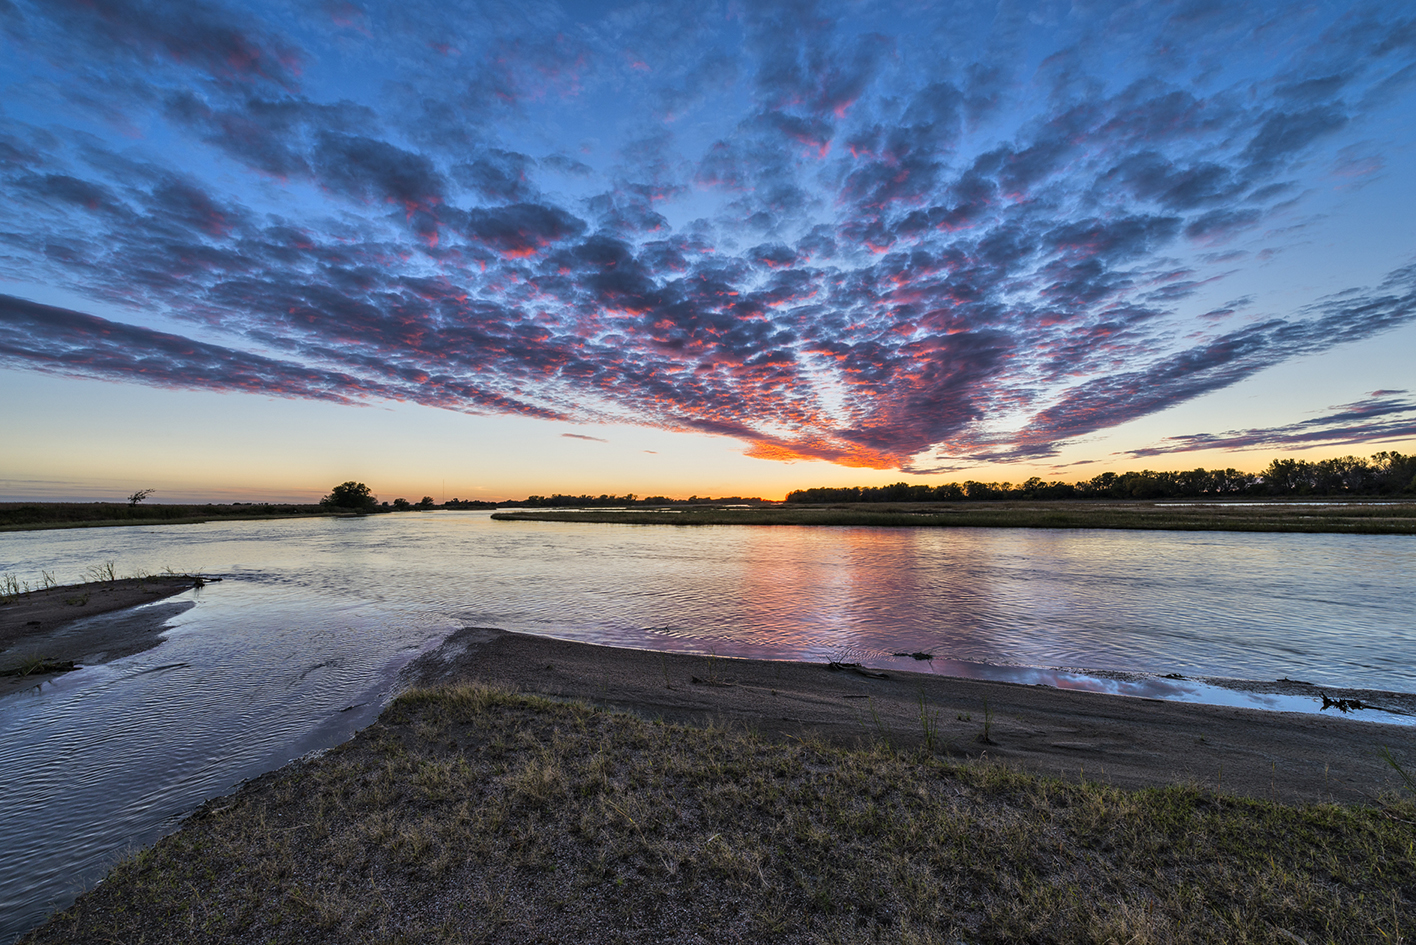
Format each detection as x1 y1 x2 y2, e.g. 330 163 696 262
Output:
2 0 1414 501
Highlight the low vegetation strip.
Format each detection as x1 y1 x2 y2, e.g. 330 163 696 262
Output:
784 452 1416 502
26 684 1415 945
492 500 1416 534
0 502 332 532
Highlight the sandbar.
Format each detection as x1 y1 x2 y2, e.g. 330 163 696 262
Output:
405 627 1416 806
0 576 203 697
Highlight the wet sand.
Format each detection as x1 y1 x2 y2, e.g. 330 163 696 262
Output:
405 627 1416 806
0 576 202 697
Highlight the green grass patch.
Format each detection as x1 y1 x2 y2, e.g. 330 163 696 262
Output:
26 684 1416 944
492 500 1416 534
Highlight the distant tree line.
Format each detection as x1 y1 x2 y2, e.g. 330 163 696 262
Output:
317 483 770 512
501 493 772 508
314 453 1416 515
785 452 1416 504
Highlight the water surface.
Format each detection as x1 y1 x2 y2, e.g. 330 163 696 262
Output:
2 512 1413 941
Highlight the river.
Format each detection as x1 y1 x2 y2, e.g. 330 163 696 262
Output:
1 511 1413 940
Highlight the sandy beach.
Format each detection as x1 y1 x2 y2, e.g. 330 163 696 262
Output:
406 627 1416 806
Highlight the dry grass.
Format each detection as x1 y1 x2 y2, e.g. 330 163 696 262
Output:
25 684 1416 944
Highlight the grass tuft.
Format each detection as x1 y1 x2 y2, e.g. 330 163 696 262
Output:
1 572 27 604
84 560 118 585
1381 746 1416 797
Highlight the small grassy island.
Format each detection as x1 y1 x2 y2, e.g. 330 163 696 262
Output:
492 499 1416 534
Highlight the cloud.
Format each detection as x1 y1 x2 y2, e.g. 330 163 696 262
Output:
4 0 303 90
1241 106 1349 168
2 0 1414 473
908 264 1416 466
0 293 566 419
459 202 587 257
164 93 376 180
0 293 371 403
1125 391 1416 457
562 433 608 442
453 150 539 202
312 132 446 211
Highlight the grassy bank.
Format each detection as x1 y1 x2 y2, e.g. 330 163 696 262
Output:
493 500 1416 534
0 502 335 532
26 684 1415 944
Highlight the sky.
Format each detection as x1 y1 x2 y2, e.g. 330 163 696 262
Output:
1 0 1415 503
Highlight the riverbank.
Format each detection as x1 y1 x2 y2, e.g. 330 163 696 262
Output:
0 502 337 532
0 576 204 696
406 629 1416 805
492 499 1416 533
22 629 1416 944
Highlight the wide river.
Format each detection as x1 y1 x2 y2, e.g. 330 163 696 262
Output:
1 512 1413 940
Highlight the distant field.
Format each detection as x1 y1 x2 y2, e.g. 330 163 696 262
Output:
0 502 334 532
492 500 1416 534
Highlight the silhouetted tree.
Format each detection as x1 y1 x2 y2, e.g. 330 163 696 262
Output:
321 481 378 512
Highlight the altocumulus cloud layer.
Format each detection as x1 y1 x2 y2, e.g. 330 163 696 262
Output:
2 0 1415 469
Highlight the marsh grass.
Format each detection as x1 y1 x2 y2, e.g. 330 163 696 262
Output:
492 500 1416 535
0 573 23 604
84 560 118 586
25 684 1415 945
0 571 60 604
4 561 200 605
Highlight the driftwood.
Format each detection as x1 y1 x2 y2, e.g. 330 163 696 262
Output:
827 661 889 679
1320 693 1367 713
0 658 77 678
